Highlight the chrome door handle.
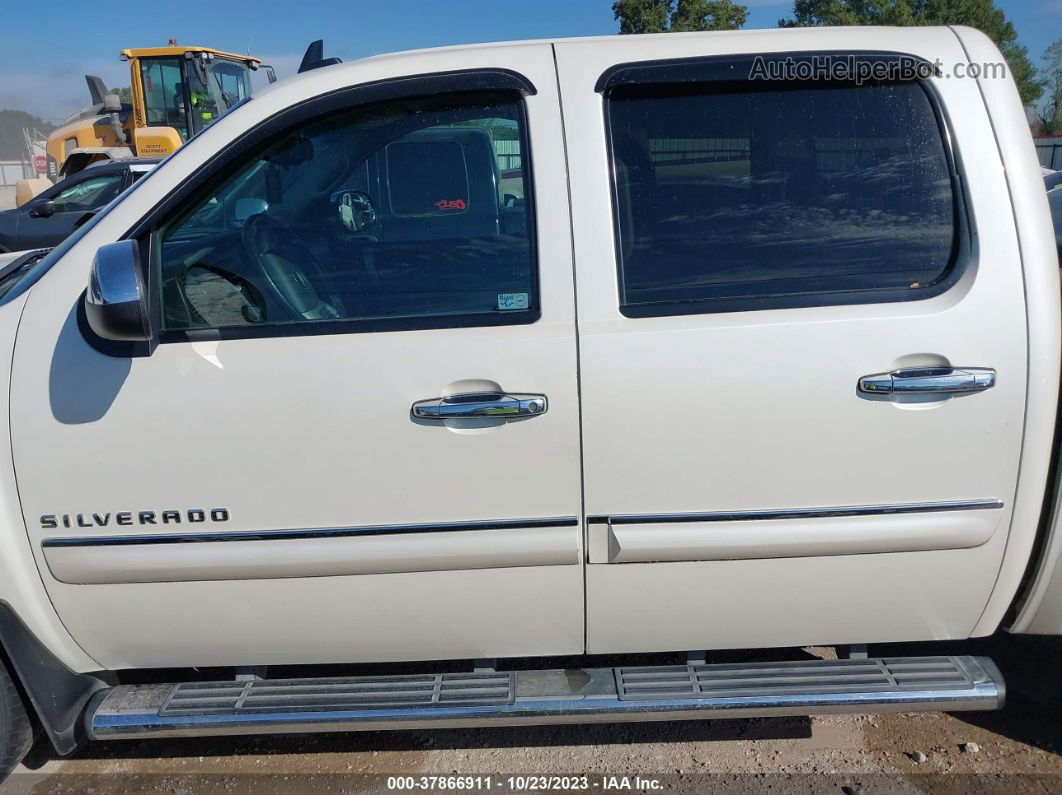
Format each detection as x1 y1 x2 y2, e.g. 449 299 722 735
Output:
858 367 996 395
412 392 548 420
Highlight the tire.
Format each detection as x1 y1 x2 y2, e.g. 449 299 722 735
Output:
0 655 33 783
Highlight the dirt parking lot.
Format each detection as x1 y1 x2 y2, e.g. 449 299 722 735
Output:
2 632 1060 794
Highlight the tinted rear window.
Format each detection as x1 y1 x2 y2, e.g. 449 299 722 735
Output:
607 79 958 316
387 140 470 215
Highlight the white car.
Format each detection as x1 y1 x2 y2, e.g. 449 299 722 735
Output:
0 25 1059 778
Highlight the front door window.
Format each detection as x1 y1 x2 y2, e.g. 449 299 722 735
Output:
158 91 537 337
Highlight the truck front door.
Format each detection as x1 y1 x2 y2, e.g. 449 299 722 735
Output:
11 49 584 669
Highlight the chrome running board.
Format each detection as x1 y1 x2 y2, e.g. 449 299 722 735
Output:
87 655 1003 740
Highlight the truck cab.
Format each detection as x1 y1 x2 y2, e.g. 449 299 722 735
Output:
0 26 1058 776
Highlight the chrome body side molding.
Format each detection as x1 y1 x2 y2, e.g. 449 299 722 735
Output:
42 516 580 547
588 501 1004 564
602 500 1003 525
41 518 581 585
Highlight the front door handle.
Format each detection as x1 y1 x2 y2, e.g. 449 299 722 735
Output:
858 367 996 395
412 392 548 420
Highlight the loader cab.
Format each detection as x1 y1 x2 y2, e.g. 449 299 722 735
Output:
28 46 263 200
127 47 256 143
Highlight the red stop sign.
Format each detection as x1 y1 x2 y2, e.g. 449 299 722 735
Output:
33 155 46 173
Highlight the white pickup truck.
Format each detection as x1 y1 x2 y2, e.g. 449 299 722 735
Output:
0 25 1059 778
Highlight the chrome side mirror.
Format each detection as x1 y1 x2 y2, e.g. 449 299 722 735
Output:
84 240 154 348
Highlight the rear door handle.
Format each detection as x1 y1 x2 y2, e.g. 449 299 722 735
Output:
412 392 548 420
858 367 996 395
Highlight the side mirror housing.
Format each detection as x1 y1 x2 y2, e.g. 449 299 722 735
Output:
30 200 55 218
256 63 278 84
84 240 155 350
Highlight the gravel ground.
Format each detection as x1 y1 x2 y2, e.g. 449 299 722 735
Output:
3 633 1060 794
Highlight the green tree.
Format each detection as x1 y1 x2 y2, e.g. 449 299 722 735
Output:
779 0 1042 105
1039 39 1062 135
782 0 917 26
109 86 133 104
614 0 748 34
0 109 55 160
672 0 749 30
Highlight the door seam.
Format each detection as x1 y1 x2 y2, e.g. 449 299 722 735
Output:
551 41 590 654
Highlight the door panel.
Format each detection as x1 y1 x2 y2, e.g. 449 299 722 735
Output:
12 46 585 669
17 209 80 250
589 504 1003 564
557 29 1028 652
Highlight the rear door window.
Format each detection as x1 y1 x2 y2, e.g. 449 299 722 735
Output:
386 139 469 215
606 71 959 316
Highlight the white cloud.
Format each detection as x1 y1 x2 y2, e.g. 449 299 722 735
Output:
249 53 308 90
0 52 311 124
0 56 127 123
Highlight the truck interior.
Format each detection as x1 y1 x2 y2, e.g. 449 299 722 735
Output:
158 92 533 331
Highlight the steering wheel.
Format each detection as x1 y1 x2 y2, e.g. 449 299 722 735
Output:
240 213 344 321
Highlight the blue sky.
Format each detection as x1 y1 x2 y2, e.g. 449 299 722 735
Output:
2 0 1059 122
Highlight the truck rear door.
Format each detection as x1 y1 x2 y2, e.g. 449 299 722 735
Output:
556 29 1029 653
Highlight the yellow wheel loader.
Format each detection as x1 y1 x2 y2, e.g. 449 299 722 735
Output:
19 44 273 205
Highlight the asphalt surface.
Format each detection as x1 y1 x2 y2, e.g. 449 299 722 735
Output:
2 633 1060 794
